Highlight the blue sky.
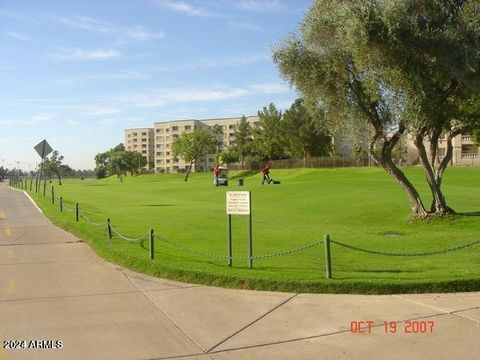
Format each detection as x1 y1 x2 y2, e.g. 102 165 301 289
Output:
0 0 310 170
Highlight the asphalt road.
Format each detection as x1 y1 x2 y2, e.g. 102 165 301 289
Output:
1 181 479 360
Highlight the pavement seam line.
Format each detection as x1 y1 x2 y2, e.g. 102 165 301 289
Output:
0 290 140 303
393 294 478 314
206 293 299 354
208 312 451 355
450 307 480 324
121 271 208 355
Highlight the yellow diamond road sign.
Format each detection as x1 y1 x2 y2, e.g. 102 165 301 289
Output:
34 139 53 159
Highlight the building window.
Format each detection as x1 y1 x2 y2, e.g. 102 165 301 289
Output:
142 138 147 142
157 144 163 149
185 125 191 131
172 126 178 131
165 128 170 133
156 136 163 141
166 151 170 156
156 128 163 133
142 144 147 148
156 159 164 164
133 139 137 142
133 132 137 136
156 151 163 156
142 150 147 154
127 134 131 137
229 125 235 130
141 132 147 136
173 134 178 138
166 159 171 163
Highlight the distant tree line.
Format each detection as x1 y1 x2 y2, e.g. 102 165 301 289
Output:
222 98 332 169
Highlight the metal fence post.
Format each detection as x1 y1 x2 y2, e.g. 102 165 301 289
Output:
324 234 332 279
59 197 63 212
149 229 155 260
75 203 79 222
43 179 47 197
51 186 55 204
106 218 112 239
30 177 33 191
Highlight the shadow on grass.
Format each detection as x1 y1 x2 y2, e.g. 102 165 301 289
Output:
141 204 175 207
350 269 420 274
230 170 260 180
457 211 480 217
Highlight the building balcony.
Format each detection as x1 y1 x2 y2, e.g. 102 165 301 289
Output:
461 135 472 143
461 153 478 159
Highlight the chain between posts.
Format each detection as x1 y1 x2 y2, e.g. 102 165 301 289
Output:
155 235 323 260
109 224 151 242
78 208 104 226
329 239 480 256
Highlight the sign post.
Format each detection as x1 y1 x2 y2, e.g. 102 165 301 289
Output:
33 139 53 193
226 191 253 268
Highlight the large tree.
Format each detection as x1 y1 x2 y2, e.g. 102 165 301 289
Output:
283 98 332 159
43 150 66 185
94 143 146 180
231 115 253 166
253 103 287 160
274 0 480 218
172 129 217 182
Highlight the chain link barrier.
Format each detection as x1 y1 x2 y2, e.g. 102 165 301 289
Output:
62 204 75 213
109 224 150 242
78 208 104 226
330 239 480 257
156 235 323 260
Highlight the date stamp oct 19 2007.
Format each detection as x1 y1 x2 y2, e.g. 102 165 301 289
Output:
350 320 436 334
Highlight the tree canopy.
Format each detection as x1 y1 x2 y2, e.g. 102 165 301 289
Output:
172 129 217 182
274 0 480 218
94 144 146 180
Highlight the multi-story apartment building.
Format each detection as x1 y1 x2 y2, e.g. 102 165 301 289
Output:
125 116 260 174
407 132 479 166
435 133 479 165
124 128 155 170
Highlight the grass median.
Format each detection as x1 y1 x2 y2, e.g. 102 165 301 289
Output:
25 167 480 294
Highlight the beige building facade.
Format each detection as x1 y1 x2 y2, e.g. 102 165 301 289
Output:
124 128 154 170
407 132 479 166
125 116 259 174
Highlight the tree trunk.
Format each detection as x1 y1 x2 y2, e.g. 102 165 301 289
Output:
414 134 453 216
184 160 193 182
55 170 62 185
370 126 429 218
381 155 429 218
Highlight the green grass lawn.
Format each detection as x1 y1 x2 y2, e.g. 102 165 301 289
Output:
25 167 480 294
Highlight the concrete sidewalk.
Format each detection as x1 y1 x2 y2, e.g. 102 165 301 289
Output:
1 182 479 360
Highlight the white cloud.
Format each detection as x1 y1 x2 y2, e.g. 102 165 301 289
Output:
104 82 290 108
51 14 165 41
153 53 270 72
153 0 218 17
4 30 30 41
53 71 149 87
0 113 55 126
233 0 284 12
81 107 122 116
248 82 289 94
228 21 269 32
53 48 121 62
